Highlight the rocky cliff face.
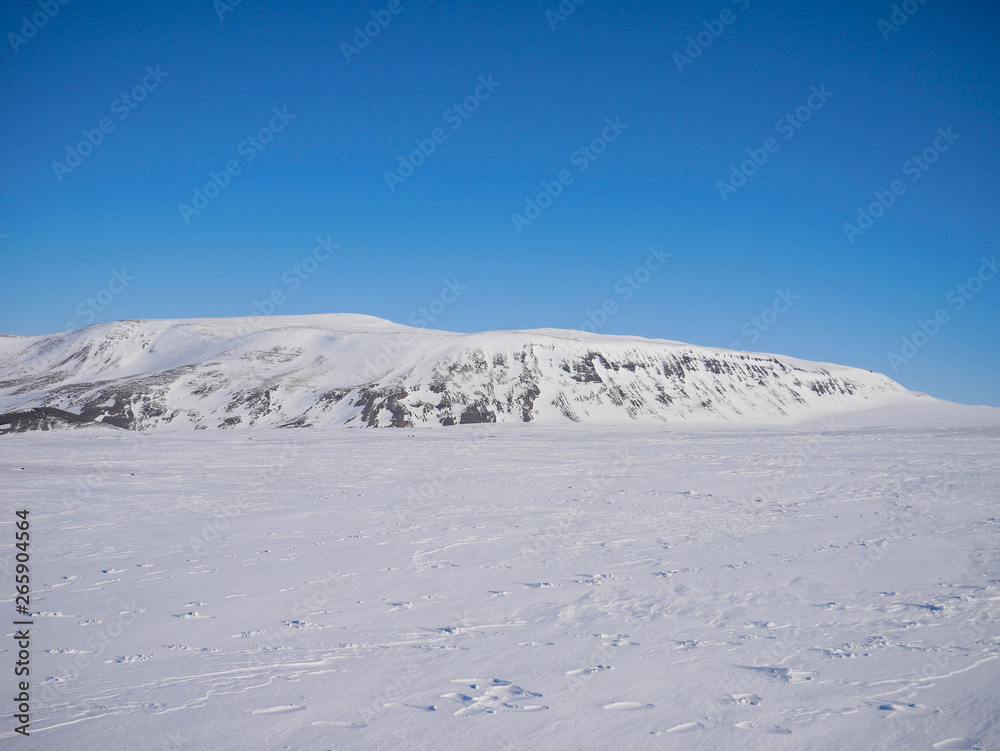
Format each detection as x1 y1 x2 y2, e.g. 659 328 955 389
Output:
0 314 910 430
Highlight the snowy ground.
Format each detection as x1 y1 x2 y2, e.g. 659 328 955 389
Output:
2 425 999 750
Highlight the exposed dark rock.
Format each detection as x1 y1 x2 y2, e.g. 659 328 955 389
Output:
356 387 413 427
460 403 496 424
518 383 541 422
566 353 605 383
0 407 123 434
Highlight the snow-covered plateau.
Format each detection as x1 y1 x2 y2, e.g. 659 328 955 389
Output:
2 424 999 750
6 313 998 432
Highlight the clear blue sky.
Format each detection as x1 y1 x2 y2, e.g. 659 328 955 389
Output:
1 0 998 406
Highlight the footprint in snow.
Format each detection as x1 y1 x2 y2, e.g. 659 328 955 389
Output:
251 705 306 715
738 665 813 683
384 703 436 711
603 702 653 711
439 679 547 716
39 676 73 685
281 619 326 630
932 739 980 750
566 665 612 676
601 635 636 647
866 701 939 718
665 722 704 733
721 693 762 706
670 640 699 650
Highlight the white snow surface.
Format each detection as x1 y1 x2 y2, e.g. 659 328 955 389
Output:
4 313 985 430
2 425 999 749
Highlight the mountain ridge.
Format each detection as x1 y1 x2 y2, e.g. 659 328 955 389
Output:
0 314 983 432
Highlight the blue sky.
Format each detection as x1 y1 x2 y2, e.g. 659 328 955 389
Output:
1 0 998 405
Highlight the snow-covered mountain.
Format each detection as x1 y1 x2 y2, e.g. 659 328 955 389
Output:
0 313 945 431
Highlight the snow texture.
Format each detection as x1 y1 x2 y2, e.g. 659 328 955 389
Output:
2 424 998 749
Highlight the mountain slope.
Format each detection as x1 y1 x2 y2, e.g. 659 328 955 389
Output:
0 314 927 430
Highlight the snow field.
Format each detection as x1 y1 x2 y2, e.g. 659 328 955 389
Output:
1 425 998 749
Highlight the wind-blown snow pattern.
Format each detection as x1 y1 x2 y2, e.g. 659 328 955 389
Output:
3 426 999 749
0 314 916 430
